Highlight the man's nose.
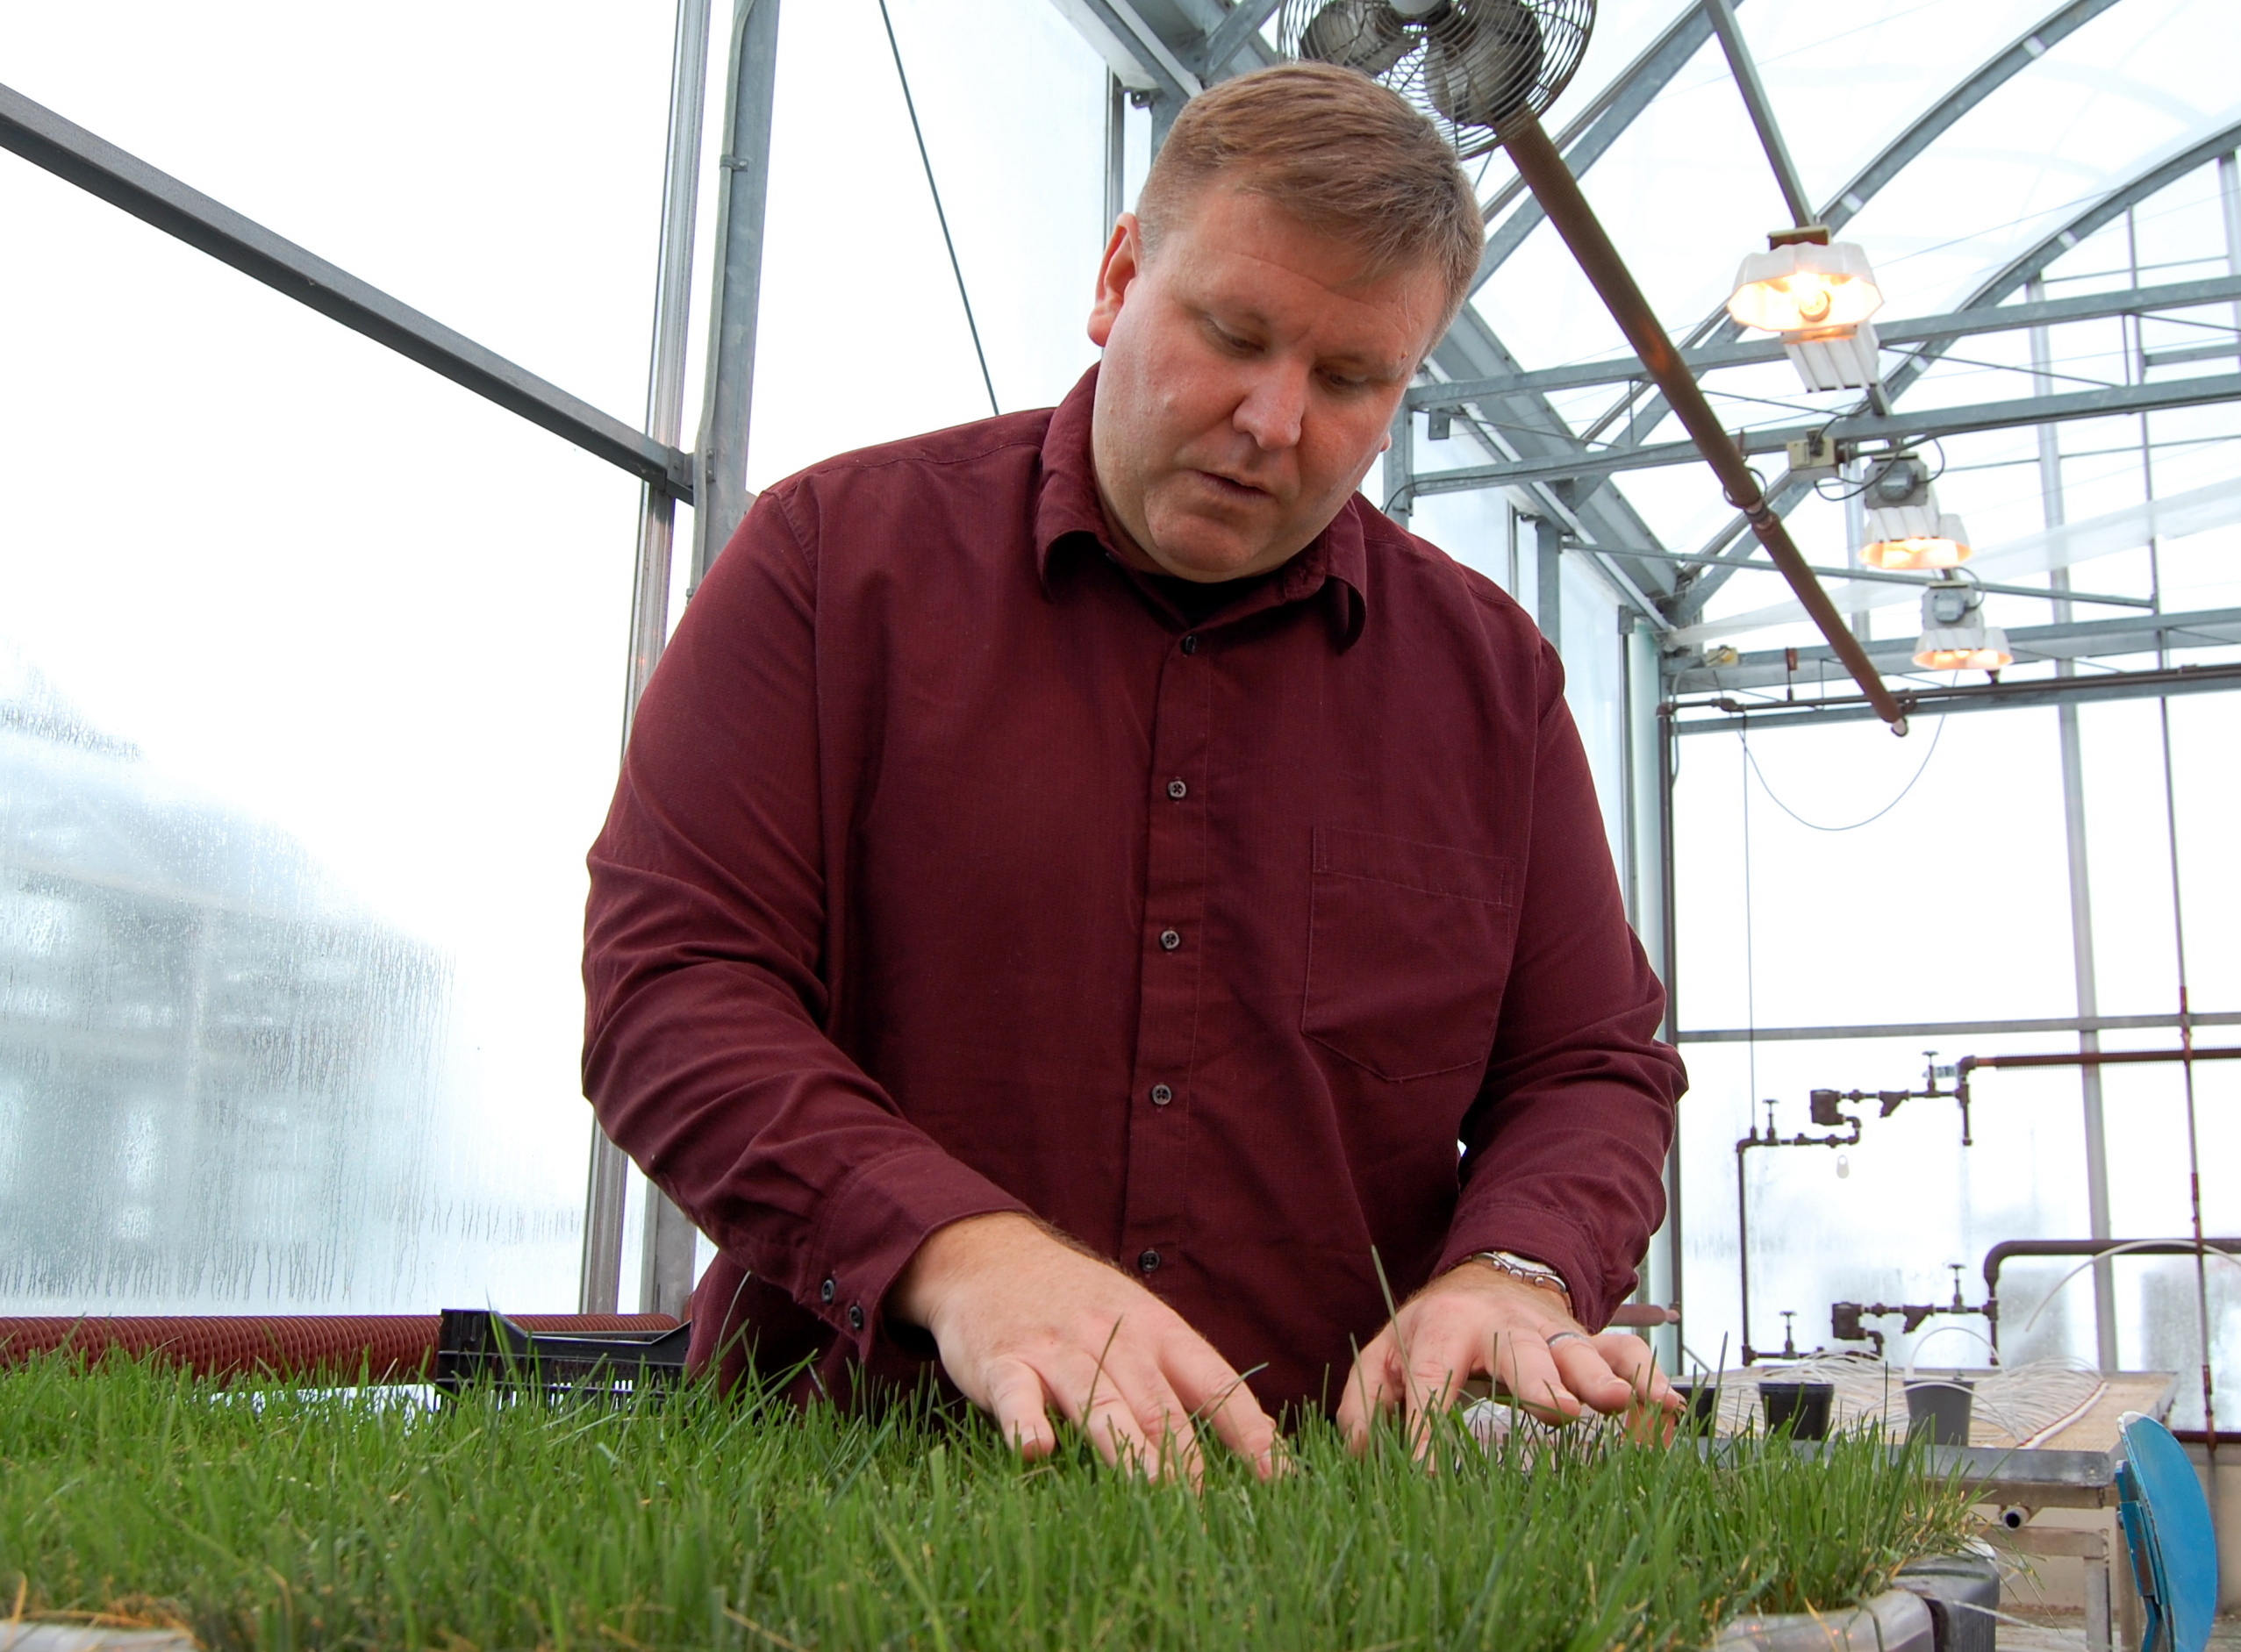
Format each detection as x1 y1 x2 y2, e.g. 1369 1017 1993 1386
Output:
1232 361 1307 451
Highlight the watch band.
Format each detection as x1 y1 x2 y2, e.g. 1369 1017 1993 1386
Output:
1469 1249 1573 1308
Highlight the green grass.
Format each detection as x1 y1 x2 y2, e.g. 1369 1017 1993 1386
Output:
0 1354 1972 1651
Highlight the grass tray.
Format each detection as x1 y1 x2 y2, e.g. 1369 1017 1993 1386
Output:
0 1355 1972 1651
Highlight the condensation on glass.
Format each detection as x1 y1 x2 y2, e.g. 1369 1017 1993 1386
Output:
0 647 448 1309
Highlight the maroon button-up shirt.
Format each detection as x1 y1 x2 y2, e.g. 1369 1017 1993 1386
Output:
583 368 1683 1412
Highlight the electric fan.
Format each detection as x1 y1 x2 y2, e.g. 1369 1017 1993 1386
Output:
1278 0 1594 156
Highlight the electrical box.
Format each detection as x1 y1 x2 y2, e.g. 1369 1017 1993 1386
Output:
1786 432 1840 481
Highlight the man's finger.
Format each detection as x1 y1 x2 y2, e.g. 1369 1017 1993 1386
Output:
1063 1370 1164 1477
1550 1336 1648 1415
1493 1329 1584 1424
1400 1327 1481 1456
1591 1331 1679 1407
984 1360 1058 1460
1131 1370 1206 1486
1336 1327 1401 1454
1164 1341 1279 1479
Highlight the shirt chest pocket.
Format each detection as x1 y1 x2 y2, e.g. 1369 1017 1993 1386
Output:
1302 826 1517 1083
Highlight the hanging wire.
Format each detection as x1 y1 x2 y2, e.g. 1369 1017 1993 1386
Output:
875 0 999 418
1738 714 1947 833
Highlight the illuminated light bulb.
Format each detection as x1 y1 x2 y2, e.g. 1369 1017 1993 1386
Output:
1862 513 1972 570
1913 633 2015 670
1727 238 1885 334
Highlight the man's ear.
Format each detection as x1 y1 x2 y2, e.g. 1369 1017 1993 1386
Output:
1087 214 1142 347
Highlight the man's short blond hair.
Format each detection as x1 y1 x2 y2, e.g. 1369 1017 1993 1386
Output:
1136 62 1482 331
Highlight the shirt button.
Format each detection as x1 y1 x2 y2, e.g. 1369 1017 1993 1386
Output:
1179 634 1199 654
820 1277 836 1304
1137 1248 1162 1274
1158 928 1181 951
1149 1083 1173 1105
1166 778 1188 800
847 1303 865 1332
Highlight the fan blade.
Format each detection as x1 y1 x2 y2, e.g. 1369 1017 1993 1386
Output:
1299 0 1413 78
1423 0 1544 127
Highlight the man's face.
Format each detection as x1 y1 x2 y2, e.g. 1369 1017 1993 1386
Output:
1087 184 1449 583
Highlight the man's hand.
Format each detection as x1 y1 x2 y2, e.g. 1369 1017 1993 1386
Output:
1336 1259 1676 1455
891 1212 1279 1483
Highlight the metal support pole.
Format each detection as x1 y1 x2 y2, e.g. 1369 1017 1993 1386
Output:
1536 514 1564 644
1626 618 1679 1374
1700 0 1813 230
692 0 784 590
1149 90 1186 155
1495 111 1908 732
1103 73 1127 237
583 0 716 1317
2030 275 2119 1370
2221 153 2241 347
1382 401 1413 528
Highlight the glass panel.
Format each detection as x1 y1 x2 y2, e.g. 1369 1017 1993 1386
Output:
0 91 651 1311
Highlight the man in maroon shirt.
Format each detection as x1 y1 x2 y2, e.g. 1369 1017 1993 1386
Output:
584 63 1685 1478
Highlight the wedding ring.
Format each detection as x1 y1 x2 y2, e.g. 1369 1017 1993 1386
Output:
1544 1331 1588 1348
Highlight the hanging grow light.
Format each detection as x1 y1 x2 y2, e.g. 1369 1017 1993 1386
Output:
1912 578 2012 670
1862 509 1972 569
1727 227 1886 391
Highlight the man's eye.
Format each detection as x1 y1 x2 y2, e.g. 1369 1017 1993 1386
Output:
1209 323 1256 353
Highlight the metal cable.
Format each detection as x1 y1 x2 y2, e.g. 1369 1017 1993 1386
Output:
1739 713 1948 833
875 0 999 418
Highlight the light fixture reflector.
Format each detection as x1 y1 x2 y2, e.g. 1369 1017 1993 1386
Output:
1864 511 1972 569
1727 240 1886 333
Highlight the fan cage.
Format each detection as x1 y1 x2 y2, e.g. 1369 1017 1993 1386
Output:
1277 0 1595 160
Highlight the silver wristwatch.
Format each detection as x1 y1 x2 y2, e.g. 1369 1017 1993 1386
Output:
1469 1249 1572 1308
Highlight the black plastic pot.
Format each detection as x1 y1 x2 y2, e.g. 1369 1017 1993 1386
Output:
1904 1378 1975 1447
1673 1382 1722 1430
1758 1379 1835 1440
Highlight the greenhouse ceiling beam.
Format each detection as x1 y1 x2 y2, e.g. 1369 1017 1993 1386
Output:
1055 0 1202 100
0 81 693 501
1595 544 2152 611
1192 0 1283 78
1418 313 1681 595
1701 0 1811 228
1668 604 2241 694
1411 371 2241 494
1911 118 2241 371
1411 272 2241 406
1813 0 2125 240
1670 658 2241 734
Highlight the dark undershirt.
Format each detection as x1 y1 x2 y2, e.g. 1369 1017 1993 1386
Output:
1142 569 1275 626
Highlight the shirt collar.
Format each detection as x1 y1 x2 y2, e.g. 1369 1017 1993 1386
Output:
1034 365 1369 653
